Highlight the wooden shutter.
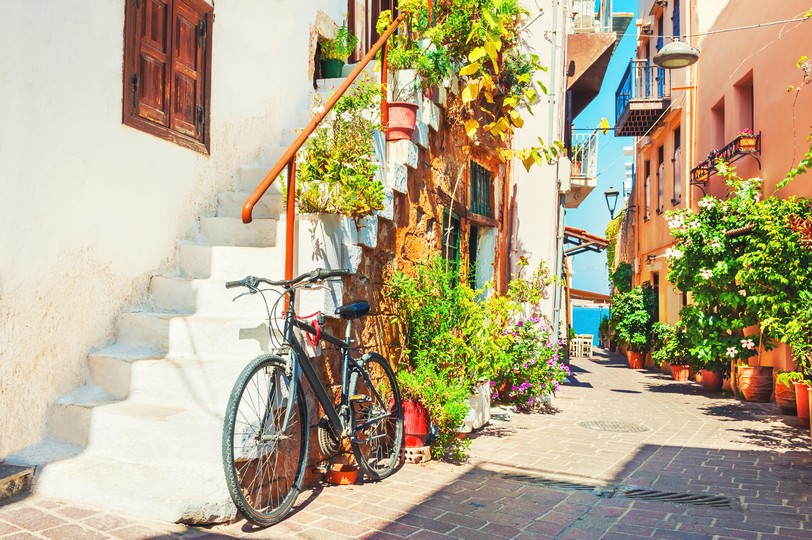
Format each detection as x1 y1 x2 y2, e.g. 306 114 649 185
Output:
170 0 209 139
131 0 171 125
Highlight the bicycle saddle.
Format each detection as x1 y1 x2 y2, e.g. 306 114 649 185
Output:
335 300 369 320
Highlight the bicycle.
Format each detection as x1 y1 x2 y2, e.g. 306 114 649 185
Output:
221 268 404 526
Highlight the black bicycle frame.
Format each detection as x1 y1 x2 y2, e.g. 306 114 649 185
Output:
278 287 360 436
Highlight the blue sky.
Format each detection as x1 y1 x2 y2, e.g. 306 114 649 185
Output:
566 0 639 294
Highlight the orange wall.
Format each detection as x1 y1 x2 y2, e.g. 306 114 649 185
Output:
696 1 812 199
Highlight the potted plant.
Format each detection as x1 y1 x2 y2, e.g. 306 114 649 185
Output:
737 128 757 152
570 142 585 176
775 371 804 416
319 25 358 79
651 322 692 381
610 284 655 369
598 315 611 349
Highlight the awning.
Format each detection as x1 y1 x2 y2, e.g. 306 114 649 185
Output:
564 226 609 256
570 288 612 303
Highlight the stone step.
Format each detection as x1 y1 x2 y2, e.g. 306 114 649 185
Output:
32 453 233 524
149 275 277 316
236 162 286 197
198 217 277 248
116 311 274 359
47 385 118 447
87 347 255 405
216 191 281 220
176 242 286 280
50 398 226 468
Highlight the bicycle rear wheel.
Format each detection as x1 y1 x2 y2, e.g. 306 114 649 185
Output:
222 354 309 526
349 352 403 480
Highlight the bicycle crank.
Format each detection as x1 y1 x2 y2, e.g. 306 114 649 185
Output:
317 416 340 457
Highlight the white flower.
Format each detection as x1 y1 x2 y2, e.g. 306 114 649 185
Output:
668 215 685 230
700 269 713 279
665 247 684 260
698 197 715 209
690 221 700 229
311 105 326 116
726 347 738 358
710 238 722 249
739 289 747 296
741 338 755 350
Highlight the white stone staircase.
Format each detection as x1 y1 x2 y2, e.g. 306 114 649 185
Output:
6 72 439 524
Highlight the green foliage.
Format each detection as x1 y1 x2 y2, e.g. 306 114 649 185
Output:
286 78 384 218
320 25 358 61
610 262 632 293
650 321 690 367
776 370 807 386
385 255 562 457
610 284 655 353
598 315 611 341
604 210 623 273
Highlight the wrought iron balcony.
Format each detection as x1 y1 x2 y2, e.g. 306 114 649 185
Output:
614 59 671 137
690 132 762 185
565 130 600 208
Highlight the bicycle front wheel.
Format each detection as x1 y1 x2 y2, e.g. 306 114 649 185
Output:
349 352 403 481
222 354 309 526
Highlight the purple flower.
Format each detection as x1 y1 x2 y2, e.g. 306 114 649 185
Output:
517 320 524 327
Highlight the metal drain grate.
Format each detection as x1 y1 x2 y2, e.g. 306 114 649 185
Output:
501 473 602 493
619 488 736 509
577 420 651 433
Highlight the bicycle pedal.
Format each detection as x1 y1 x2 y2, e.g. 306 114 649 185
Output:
349 394 372 402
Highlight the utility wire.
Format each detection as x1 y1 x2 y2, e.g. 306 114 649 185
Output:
661 14 811 40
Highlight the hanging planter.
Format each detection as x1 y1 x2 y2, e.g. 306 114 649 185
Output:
386 101 419 141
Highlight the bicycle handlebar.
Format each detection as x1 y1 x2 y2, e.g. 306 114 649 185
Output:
225 268 353 290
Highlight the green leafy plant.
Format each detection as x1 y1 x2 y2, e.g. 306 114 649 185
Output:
650 321 690 367
610 262 633 293
320 25 358 61
776 370 807 387
598 314 611 344
285 77 385 218
610 284 655 353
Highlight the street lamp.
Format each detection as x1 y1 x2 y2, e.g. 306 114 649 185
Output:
653 40 700 69
604 187 620 219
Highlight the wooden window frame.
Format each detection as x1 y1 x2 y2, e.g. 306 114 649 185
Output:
469 161 494 218
122 0 213 154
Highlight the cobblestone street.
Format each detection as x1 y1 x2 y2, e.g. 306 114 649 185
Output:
3 349 812 539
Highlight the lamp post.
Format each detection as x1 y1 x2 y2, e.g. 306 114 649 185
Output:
604 187 620 219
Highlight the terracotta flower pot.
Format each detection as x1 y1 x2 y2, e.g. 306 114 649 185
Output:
670 364 690 382
627 351 644 369
794 382 810 427
325 463 357 485
737 366 773 402
774 379 797 415
386 102 419 141
402 399 429 447
700 369 724 393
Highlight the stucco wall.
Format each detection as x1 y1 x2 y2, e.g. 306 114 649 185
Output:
0 0 344 458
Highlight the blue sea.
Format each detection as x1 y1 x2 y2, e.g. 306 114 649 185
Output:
572 306 608 346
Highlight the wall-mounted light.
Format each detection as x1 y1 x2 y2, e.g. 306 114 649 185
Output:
655 0 668 7
646 254 657 264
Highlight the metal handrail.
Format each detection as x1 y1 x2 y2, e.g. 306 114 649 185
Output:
241 13 406 279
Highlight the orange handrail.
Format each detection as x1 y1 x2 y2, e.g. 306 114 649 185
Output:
242 13 405 282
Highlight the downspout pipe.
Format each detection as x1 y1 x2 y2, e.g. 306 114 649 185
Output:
551 0 566 340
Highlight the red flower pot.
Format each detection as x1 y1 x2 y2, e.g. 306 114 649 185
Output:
386 102 419 141
794 382 810 427
670 364 690 382
700 369 724 393
775 379 797 415
737 366 773 402
627 351 644 369
402 399 429 447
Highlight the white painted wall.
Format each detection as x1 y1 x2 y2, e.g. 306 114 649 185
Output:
0 0 345 458
510 1 568 324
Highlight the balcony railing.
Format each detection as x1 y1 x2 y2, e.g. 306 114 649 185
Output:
614 59 671 137
571 130 599 180
690 132 762 185
570 0 613 33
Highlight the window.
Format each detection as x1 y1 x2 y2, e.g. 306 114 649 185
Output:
651 273 660 323
711 97 725 150
123 0 213 153
644 160 651 221
469 162 493 217
735 73 754 134
672 126 682 205
657 146 665 214
673 0 681 38
441 210 461 269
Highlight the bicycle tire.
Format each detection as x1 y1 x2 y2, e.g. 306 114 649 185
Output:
348 352 403 481
222 354 309 526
